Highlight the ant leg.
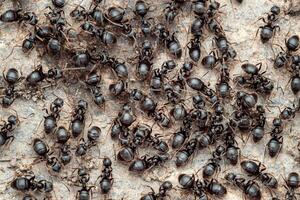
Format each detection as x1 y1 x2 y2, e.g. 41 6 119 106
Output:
3 44 23 60
255 27 263 38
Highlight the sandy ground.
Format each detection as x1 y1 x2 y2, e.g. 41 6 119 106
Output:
0 0 300 199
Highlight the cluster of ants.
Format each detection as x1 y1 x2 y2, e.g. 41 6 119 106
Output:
0 0 300 199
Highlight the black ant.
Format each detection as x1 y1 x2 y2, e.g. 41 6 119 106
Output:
97 158 113 194
129 154 169 173
223 125 240 165
71 167 95 200
154 23 182 58
150 60 176 93
235 63 274 95
266 118 283 158
43 97 64 134
0 9 38 25
140 181 173 200
0 114 19 147
216 62 231 98
179 173 227 198
257 5 281 43
225 172 261 199
251 105 266 142
1 68 23 107
241 159 278 189
75 126 101 157
135 40 154 81
284 172 300 200
147 134 169 153
70 100 88 138
11 170 53 193
171 115 192 150
32 138 62 172
202 145 225 178
175 138 197 167
164 0 186 23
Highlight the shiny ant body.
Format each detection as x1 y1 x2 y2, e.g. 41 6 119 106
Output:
33 138 62 172
129 154 169 173
98 158 113 194
0 114 19 147
257 5 281 43
70 100 88 138
178 173 227 198
266 118 283 158
75 126 101 157
154 23 182 58
1 68 22 107
43 97 64 134
11 170 53 193
241 160 278 189
225 172 261 200
140 181 172 200
236 63 274 95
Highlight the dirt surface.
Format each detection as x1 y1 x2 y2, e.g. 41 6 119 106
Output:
0 0 300 199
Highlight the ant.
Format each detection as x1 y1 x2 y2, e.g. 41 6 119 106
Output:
272 35 299 69
266 118 283 158
0 9 38 25
241 159 278 189
1 68 23 107
133 1 155 36
187 37 202 62
225 172 261 200
175 138 197 167
164 0 186 23
135 40 154 81
251 105 266 142
235 91 258 110
154 23 182 58
223 125 240 165
216 62 231 98
43 97 64 134
70 100 88 138
290 62 300 94
84 72 105 107
115 104 136 128
140 181 173 200
11 170 53 193
236 63 274 95
178 173 227 198
147 134 169 153
32 138 62 172
202 145 225 178
170 102 187 121
117 142 138 163
97 158 113 194
171 119 192 149
0 114 19 147
130 91 161 122
284 172 300 200
188 77 219 104
129 154 169 173
280 99 300 120
257 5 281 43
131 123 152 146
75 126 101 157
71 167 95 200
150 60 176 93
59 144 72 165
70 0 104 24
213 30 237 61
202 51 219 69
